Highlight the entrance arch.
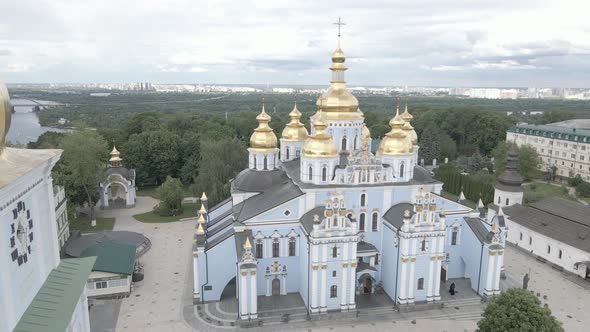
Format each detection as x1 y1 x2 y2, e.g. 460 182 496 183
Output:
220 276 237 301
272 278 280 296
358 273 374 294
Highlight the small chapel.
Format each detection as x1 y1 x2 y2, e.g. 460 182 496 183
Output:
98 146 137 209
192 31 506 320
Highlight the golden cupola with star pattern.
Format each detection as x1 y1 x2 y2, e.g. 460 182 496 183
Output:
248 99 279 171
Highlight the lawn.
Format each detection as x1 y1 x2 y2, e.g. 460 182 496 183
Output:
136 185 194 199
523 182 574 204
133 202 198 223
69 214 116 233
441 191 477 208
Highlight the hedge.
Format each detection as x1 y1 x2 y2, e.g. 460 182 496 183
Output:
434 168 494 205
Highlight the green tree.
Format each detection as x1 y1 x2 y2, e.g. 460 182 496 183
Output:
439 133 457 161
418 125 441 164
157 176 183 216
370 123 390 139
123 129 183 185
124 112 160 138
192 138 248 205
27 131 66 149
493 142 540 181
477 288 563 332
576 181 590 197
541 110 575 124
54 130 108 224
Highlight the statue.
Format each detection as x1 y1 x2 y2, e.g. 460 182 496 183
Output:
523 273 530 289
0 82 12 152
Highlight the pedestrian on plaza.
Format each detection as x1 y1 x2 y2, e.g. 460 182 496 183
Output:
449 282 456 295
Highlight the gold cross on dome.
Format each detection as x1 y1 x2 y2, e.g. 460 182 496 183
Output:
333 17 346 37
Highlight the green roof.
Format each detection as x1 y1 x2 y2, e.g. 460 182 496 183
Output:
508 123 590 143
81 241 135 275
13 257 97 332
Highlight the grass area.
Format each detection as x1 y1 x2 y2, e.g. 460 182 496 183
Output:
136 185 194 199
441 191 477 208
69 214 116 233
523 182 574 204
133 202 198 223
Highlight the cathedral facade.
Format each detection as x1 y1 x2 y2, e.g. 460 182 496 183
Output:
192 40 505 320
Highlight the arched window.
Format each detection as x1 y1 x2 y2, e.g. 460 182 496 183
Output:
353 135 358 150
360 193 366 207
289 238 296 256
342 137 347 150
308 166 313 181
505 198 510 206
497 196 501 204
417 278 424 290
421 238 427 251
286 148 290 160
547 245 551 254
400 162 405 178
330 285 338 298
263 156 268 170
359 213 366 232
253 156 257 170
272 239 279 257
332 246 338 258
451 229 458 245
256 241 263 259
322 167 327 181
296 150 300 157
558 249 563 259
333 216 338 227
372 212 378 231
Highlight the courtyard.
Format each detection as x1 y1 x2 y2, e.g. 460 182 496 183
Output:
88 199 590 332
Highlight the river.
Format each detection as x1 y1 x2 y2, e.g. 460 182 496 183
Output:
5 99 69 145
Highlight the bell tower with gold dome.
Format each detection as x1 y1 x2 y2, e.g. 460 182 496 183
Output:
311 18 364 154
280 100 308 162
248 98 279 171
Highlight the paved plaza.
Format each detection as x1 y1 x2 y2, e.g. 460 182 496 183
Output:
89 198 590 332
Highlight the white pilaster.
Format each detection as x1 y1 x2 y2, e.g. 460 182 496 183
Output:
407 258 416 303
240 273 248 318
340 263 348 309
320 265 327 312
192 254 200 300
399 259 407 303
485 252 495 295
494 252 503 294
348 262 356 308
250 272 257 318
281 274 287 295
434 257 442 299
265 276 271 296
426 257 434 301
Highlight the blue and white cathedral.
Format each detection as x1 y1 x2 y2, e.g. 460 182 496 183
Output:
192 37 506 320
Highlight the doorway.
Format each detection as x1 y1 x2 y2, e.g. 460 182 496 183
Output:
272 278 280 295
363 278 372 294
441 267 447 282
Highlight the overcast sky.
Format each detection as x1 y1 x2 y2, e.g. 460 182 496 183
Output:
1 0 589 87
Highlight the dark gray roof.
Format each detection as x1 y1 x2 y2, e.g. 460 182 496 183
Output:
356 261 377 272
529 197 590 227
209 207 233 227
464 217 493 244
357 241 378 253
64 231 146 257
383 203 414 229
504 199 590 252
232 178 304 222
300 206 325 233
281 158 439 189
231 168 290 193
496 148 524 189
105 166 135 181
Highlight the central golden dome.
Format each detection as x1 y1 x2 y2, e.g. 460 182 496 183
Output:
281 101 308 141
377 106 413 156
303 110 338 158
315 46 363 121
0 82 11 152
249 101 278 152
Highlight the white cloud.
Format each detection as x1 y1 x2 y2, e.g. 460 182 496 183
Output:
0 0 588 86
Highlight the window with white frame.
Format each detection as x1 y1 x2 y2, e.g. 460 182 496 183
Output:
95 281 108 289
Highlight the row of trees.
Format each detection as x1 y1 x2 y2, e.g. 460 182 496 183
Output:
434 165 495 204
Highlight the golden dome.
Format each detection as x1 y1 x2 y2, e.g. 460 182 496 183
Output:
281 101 308 141
400 101 414 122
0 82 12 151
400 101 417 145
377 106 413 156
315 45 363 121
109 145 122 166
249 100 278 152
302 110 338 158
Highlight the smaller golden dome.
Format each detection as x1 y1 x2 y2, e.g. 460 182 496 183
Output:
109 145 122 166
400 101 414 122
249 100 278 152
402 121 418 146
281 101 308 141
303 110 338 158
332 47 346 63
377 105 413 156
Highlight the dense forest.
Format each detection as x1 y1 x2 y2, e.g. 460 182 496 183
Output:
19 88 588 207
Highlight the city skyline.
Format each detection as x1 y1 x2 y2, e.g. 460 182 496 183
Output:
1 0 590 87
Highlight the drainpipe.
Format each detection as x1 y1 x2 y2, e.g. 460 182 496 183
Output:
200 250 209 304
394 230 401 304
476 243 484 295
307 242 311 318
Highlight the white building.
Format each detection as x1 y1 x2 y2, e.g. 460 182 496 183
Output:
507 122 590 180
503 198 590 279
54 185 70 250
82 242 135 298
1 80 93 332
99 146 137 209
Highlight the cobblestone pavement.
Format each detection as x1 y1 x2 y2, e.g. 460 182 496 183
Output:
503 245 590 332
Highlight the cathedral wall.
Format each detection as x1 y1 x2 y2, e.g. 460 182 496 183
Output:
412 255 431 302
298 235 310 307
201 235 237 302
444 216 468 279
380 225 400 302
254 199 301 222
460 225 486 294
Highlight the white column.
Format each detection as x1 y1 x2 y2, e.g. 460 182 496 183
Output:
192 254 200 300
265 276 271 296
250 272 258 318
281 274 287 295
265 238 271 258
485 252 495 295
310 244 319 313
494 252 503 294
399 259 407 303
240 272 248 318
407 258 416 303
320 265 327 311
340 264 348 309
434 257 442 299
348 262 356 308
426 257 434 301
